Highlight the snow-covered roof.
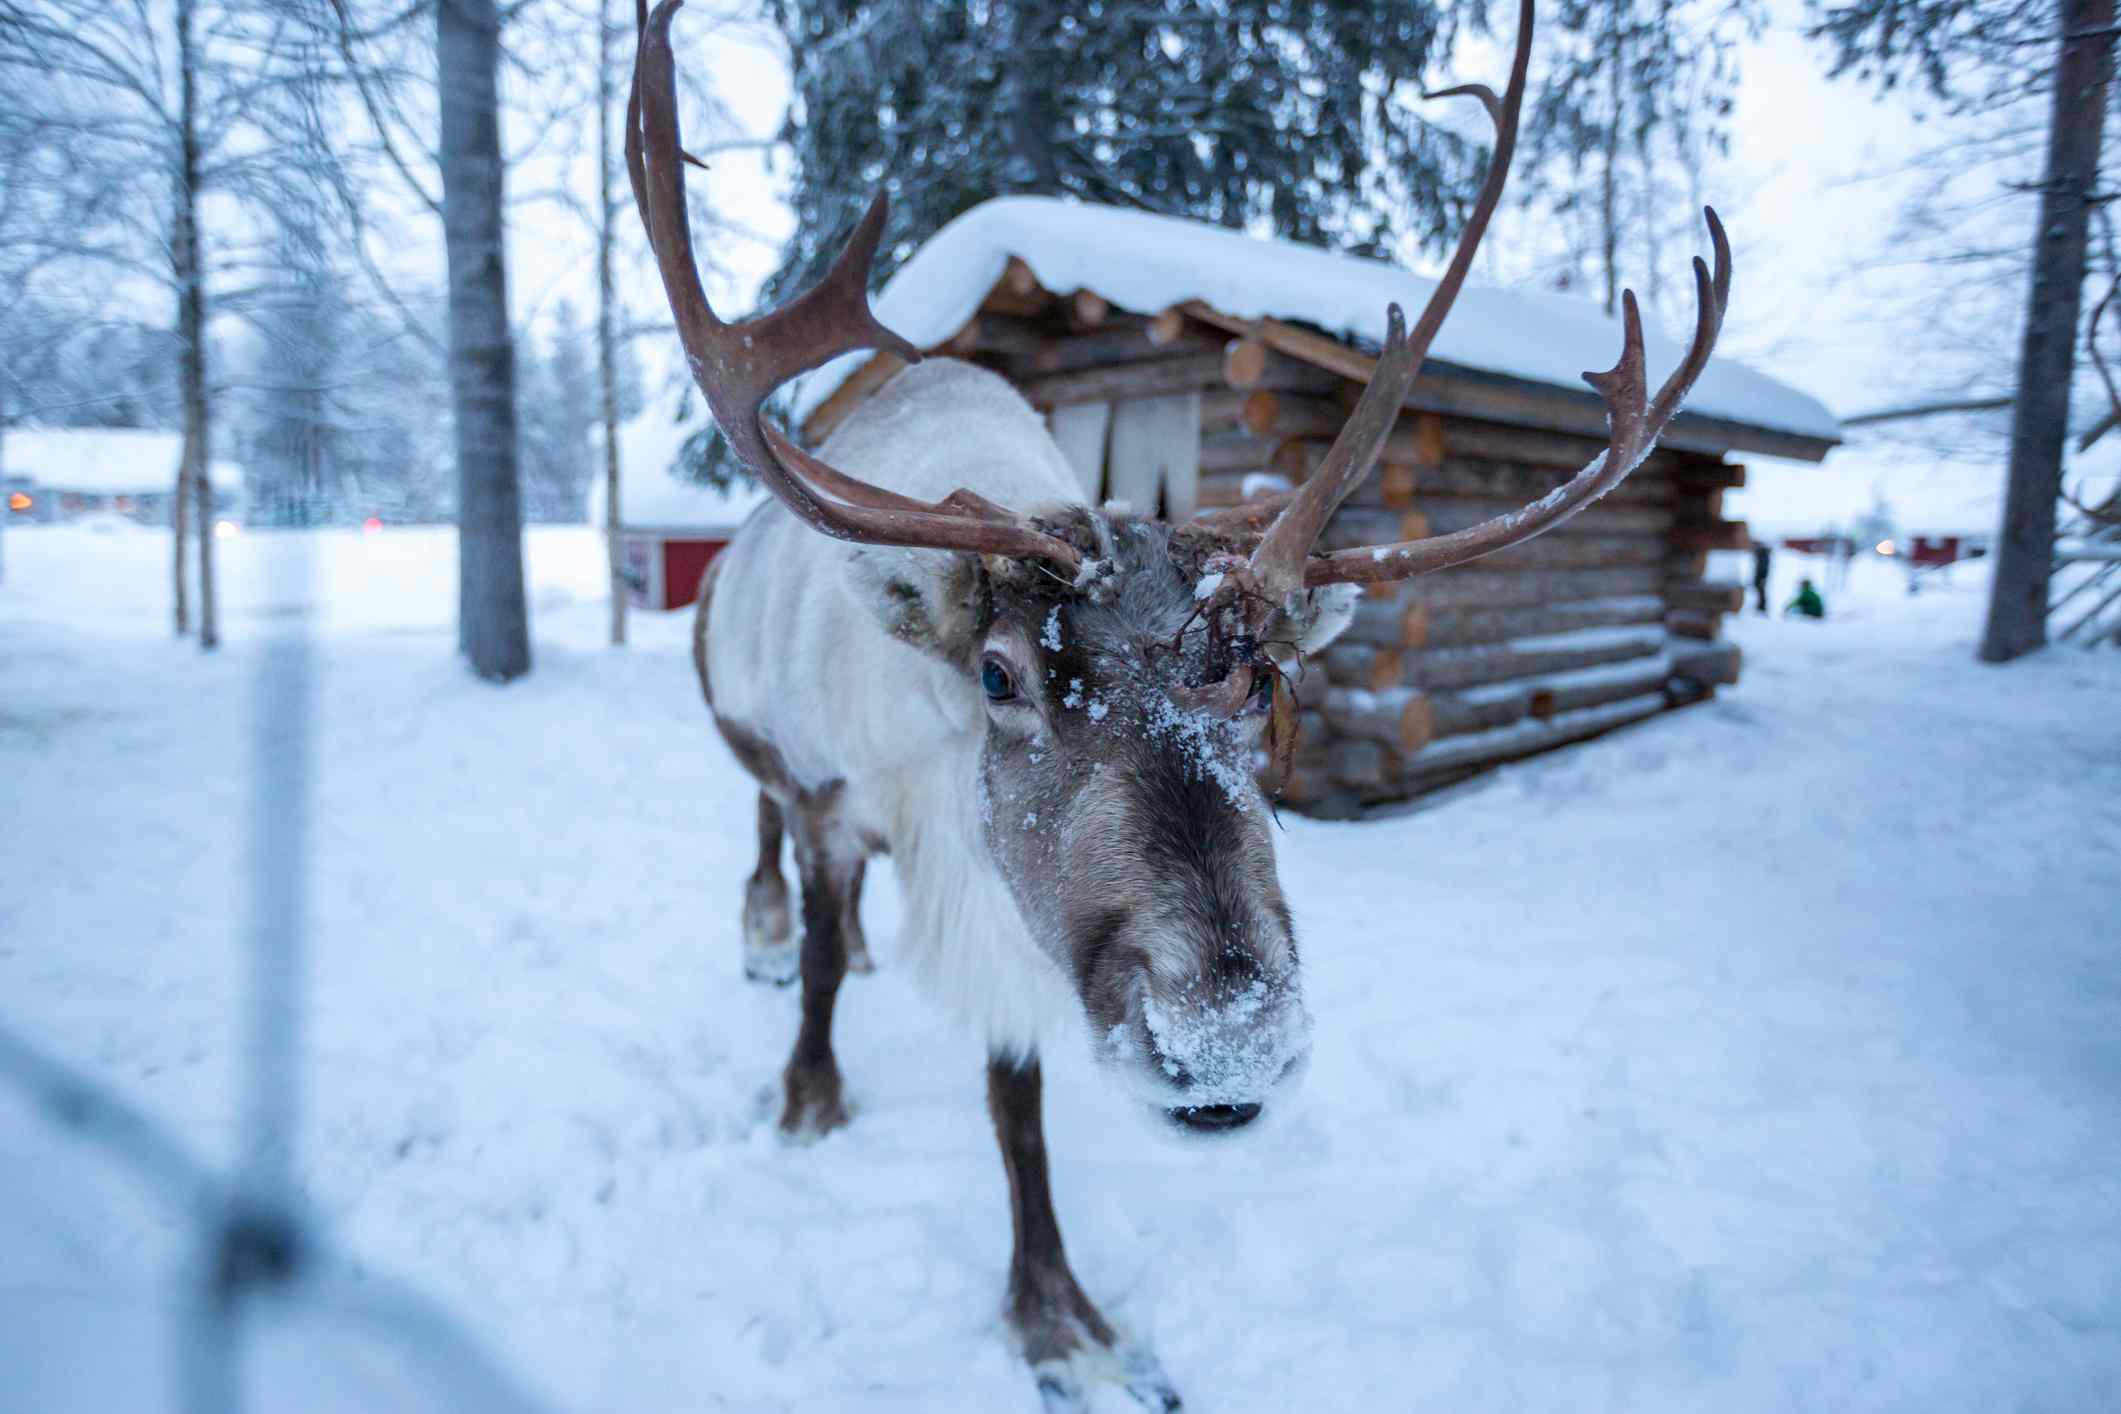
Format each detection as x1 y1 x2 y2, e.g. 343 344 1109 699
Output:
3 429 243 495
792 197 1840 448
588 405 766 529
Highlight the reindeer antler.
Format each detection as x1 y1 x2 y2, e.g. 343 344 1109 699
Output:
1303 207 1730 585
627 0 1084 575
1206 0 1730 605
1241 0 1538 610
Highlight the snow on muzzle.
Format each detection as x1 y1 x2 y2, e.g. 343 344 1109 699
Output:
1099 971 1312 1135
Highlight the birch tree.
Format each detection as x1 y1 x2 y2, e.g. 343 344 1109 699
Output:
0 0 342 648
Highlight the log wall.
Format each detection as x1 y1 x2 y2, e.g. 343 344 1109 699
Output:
802 273 1753 819
1219 401 1749 816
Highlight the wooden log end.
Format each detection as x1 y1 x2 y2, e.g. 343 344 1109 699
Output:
1415 414 1446 466
1379 462 1419 507
1400 692 1435 754
1003 255 1040 296
1671 520 1751 552
1401 600 1429 649
1223 337 1269 389
1242 389 1281 437
1067 288 1110 329
1146 307 1187 346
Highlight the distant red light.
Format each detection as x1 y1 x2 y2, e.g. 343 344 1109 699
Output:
363 517 383 535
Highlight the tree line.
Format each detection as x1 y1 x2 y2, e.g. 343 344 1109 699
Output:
1 0 2111 676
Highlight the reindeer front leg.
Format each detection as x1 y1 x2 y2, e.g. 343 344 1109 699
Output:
781 802 859 1137
986 1056 1181 1413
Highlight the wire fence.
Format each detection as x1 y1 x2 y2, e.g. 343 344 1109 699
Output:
0 542 556 1414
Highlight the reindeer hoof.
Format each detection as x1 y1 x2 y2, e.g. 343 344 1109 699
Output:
845 938 876 974
778 1057 849 1139
743 874 794 985
1031 1345 1181 1413
743 937 799 987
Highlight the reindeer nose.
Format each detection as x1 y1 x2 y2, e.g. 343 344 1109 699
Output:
1166 1101 1263 1132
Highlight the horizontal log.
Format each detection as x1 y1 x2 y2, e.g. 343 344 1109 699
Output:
1672 459 1746 489
1665 610 1725 641
1178 298 1832 463
1319 507 1430 553
1666 547 1711 581
1339 594 1430 649
1422 594 1667 650
1432 416 1676 475
1665 579 1747 614
1221 339 1340 394
1327 738 1398 789
1259 440 1433 509
1241 390 1350 440
1404 564 1667 609
1670 520 1751 551
1322 642 1405 691
1404 692 1670 782
1199 387 1252 427
1426 652 1676 737
1404 363 1835 463
1184 302 1372 383
1527 653 1677 720
1019 352 1226 408
1670 640 1742 688
1411 456 1674 506
1476 532 1671 571
1322 686 1435 754
985 317 1223 374
1409 625 1666 692
946 312 1037 357
1198 429 1279 474
1196 469 1307 510
1417 498 1677 538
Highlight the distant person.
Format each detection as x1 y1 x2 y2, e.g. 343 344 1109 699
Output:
1784 577 1825 620
1751 542 1773 614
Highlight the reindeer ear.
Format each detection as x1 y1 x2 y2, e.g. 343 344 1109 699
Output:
1268 582 1359 655
842 544 990 665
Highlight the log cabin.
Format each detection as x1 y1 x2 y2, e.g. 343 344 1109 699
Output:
789 198 1841 817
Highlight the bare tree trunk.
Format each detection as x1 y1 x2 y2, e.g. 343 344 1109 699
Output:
1599 10 1623 316
193 439 216 649
173 447 191 637
597 0 626 648
437 0 530 681
175 0 217 650
1979 0 2116 663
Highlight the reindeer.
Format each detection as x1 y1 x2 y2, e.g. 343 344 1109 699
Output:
632 0 1728 1405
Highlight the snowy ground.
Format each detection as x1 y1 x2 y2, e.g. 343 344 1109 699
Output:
3 524 2117 1413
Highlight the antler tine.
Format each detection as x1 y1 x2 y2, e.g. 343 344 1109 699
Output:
1303 208 1731 587
1646 206 1730 427
628 0 1085 573
1241 0 1536 610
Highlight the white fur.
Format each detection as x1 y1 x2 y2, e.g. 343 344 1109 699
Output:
707 361 1086 1051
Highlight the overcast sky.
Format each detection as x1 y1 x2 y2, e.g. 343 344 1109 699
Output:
539 0 2115 537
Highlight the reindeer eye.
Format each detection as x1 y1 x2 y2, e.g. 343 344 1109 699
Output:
980 656 1018 702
